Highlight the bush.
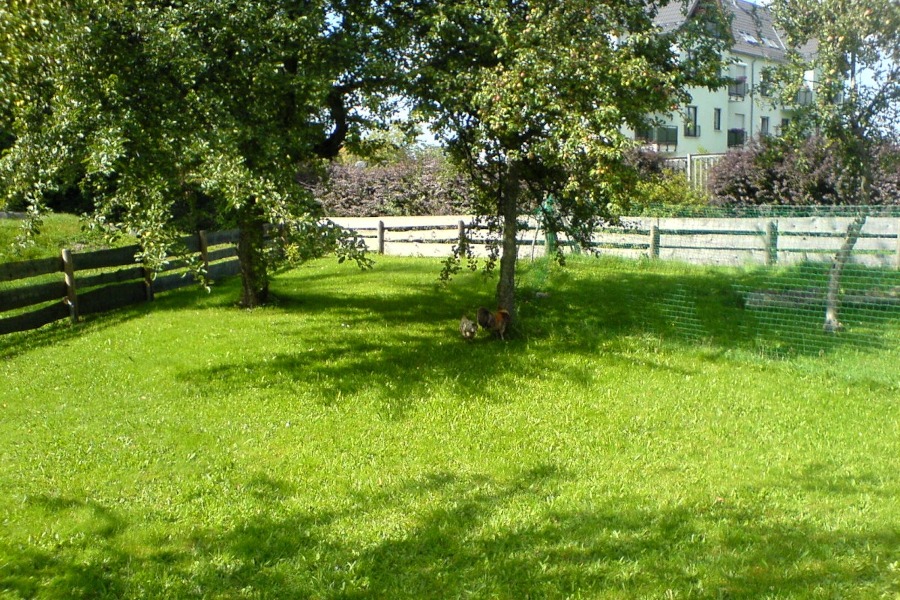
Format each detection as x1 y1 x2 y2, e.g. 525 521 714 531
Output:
317 150 474 217
621 148 710 214
707 136 900 206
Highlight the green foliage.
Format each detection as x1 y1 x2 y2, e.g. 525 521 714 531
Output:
406 0 730 311
1 256 898 598
633 172 709 210
621 149 711 212
0 0 409 305
769 0 900 197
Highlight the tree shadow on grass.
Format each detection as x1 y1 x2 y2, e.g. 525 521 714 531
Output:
3 465 898 598
0 305 152 361
7 256 896 364
164 257 898 420
0 273 242 361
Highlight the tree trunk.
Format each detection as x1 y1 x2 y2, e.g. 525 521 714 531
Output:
497 162 520 319
823 214 866 333
237 202 269 308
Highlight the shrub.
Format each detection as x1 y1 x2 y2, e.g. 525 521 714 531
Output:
317 150 474 217
707 136 900 206
621 148 710 214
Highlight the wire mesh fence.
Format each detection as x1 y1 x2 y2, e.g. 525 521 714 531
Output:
617 206 900 356
334 207 900 356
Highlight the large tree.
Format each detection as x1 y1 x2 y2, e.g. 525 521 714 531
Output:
769 0 900 331
0 0 411 307
407 0 729 321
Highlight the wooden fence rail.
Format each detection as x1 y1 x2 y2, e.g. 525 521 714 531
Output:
0 229 240 335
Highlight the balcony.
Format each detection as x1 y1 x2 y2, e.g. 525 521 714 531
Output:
635 125 678 150
727 128 746 148
795 88 813 106
728 77 748 99
684 123 701 138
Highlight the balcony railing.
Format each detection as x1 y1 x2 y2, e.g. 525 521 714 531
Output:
727 128 746 148
636 125 678 150
728 78 748 99
684 123 701 138
795 88 813 106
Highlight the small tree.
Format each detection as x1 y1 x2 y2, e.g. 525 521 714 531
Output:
408 0 729 319
769 0 900 331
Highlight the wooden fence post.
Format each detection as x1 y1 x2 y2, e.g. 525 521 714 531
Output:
61 248 79 323
765 220 779 266
458 220 467 248
649 225 660 259
377 220 385 255
198 230 210 271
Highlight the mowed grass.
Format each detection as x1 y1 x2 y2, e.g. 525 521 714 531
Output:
1 255 898 599
0 214 130 263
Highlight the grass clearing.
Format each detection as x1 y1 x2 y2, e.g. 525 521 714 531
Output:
1 255 898 598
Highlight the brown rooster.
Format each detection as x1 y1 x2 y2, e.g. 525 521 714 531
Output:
477 307 511 340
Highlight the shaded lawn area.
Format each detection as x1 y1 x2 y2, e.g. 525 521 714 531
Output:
1 255 898 599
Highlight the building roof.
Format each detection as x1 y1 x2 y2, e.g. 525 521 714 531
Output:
727 0 788 60
654 0 813 62
654 0 702 35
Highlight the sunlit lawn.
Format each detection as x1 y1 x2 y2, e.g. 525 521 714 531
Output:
1 255 898 599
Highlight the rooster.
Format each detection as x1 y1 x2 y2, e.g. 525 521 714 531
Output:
477 307 511 340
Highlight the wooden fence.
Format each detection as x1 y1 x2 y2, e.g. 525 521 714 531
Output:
0 229 240 335
330 215 900 269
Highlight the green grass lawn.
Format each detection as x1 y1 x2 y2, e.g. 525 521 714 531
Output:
1 255 898 599
0 213 128 264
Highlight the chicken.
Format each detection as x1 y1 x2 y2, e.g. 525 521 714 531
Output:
459 315 478 340
477 307 511 340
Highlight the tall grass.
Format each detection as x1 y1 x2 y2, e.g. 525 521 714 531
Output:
1 255 898 599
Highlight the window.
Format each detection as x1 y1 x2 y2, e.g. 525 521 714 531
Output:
739 31 760 45
684 106 699 137
727 129 746 148
778 118 791 136
728 114 746 148
729 65 748 99
759 69 773 97
714 108 722 131
795 88 813 105
635 125 678 150
760 117 770 136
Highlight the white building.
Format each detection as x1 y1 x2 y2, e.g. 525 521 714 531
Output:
633 0 814 156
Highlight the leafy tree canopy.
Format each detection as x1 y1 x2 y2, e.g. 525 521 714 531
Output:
407 0 730 314
770 0 900 194
0 0 412 306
